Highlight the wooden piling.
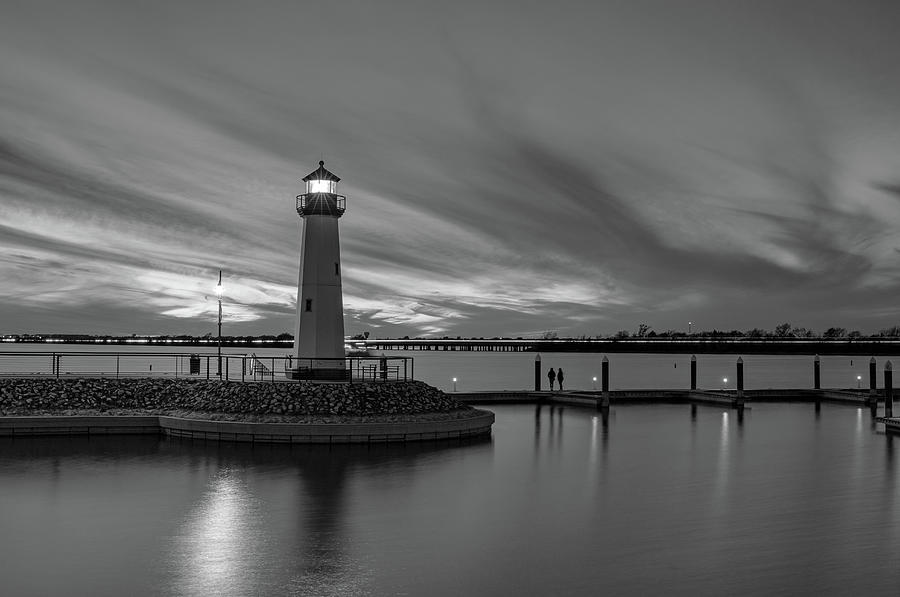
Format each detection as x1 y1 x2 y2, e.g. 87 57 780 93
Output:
886 361 894 418
736 357 744 405
813 354 820 390
601 356 610 407
870 357 877 398
534 353 541 392
690 355 697 390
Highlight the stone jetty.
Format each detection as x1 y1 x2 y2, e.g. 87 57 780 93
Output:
0 378 468 420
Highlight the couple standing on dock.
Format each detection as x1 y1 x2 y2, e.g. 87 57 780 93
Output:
547 367 564 391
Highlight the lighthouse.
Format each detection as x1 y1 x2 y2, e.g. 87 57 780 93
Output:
291 161 347 379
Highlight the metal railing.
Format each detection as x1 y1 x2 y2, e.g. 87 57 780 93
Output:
0 352 413 382
296 193 346 216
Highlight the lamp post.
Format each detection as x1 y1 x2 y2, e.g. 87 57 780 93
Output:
216 270 223 379
689 321 693 335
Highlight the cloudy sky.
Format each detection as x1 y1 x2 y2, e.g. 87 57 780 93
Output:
2 0 900 338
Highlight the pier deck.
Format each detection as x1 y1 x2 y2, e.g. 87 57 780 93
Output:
877 417 900 434
455 388 874 409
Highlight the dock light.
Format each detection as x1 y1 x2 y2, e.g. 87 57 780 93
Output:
723 377 728 388
452 377 457 392
593 376 597 390
857 375 862 388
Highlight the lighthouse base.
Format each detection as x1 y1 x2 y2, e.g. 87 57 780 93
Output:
286 367 350 381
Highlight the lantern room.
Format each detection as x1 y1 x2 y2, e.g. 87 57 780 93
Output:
302 160 340 194
297 160 346 217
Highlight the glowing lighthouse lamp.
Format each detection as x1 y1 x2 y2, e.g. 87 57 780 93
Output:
289 161 348 380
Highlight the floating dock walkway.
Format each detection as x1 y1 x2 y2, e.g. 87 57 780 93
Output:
454 388 874 409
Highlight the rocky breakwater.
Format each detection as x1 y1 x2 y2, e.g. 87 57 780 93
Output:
0 378 474 421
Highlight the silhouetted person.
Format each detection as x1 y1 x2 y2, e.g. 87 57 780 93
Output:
547 367 556 391
557 368 564 391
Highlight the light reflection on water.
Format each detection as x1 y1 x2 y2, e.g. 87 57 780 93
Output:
168 464 374 597
171 470 265 595
1 403 900 595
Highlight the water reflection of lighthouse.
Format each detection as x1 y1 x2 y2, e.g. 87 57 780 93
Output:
290 161 348 380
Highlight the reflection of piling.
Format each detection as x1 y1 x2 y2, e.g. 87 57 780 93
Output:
813 355 820 390
557 407 563 442
870 357 877 400
736 357 744 406
534 353 541 392
690 355 697 390
601 356 610 407
886 361 894 418
600 404 610 446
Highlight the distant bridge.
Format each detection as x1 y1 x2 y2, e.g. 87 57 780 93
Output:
362 338 900 355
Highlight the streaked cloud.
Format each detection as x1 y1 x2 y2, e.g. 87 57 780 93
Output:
2 0 900 336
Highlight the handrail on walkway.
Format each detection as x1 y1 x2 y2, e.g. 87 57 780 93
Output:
0 351 413 383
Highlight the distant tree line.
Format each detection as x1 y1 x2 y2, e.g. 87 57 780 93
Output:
605 322 900 340
397 323 900 341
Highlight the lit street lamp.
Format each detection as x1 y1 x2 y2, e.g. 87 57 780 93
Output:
452 377 457 392
216 270 223 379
689 321 693 334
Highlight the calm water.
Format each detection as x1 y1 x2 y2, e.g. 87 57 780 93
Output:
2 403 899 596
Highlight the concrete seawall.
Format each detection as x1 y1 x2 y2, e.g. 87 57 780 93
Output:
0 410 495 443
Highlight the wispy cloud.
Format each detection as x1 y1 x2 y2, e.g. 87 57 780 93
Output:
3 0 900 335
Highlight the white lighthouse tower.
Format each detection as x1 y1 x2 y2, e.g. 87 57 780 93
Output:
291 161 347 380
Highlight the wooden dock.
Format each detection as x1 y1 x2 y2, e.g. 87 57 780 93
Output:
454 388 875 409
877 417 900 435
